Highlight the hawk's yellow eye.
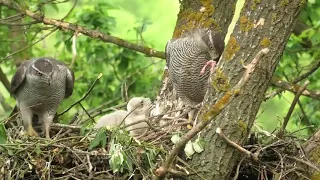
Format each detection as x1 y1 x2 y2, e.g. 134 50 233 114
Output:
37 71 43 76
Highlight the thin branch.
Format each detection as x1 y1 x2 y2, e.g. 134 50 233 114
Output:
0 0 165 59
0 91 12 111
0 27 58 62
298 100 314 134
293 59 320 84
58 73 103 116
79 102 95 124
0 66 11 92
60 0 77 20
271 79 320 100
0 20 39 26
277 80 310 138
286 156 320 172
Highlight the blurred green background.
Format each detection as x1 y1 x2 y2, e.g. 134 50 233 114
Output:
0 0 319 137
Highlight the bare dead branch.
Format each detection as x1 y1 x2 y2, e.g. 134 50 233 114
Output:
0 0 165 59
277 80 310 138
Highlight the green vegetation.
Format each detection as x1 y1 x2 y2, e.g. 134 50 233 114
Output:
0 0 319 177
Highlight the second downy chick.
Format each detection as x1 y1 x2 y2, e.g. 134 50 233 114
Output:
94 110 128 129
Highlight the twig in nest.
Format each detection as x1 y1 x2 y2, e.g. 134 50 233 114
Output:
153 48 269 179
51 123 81 130
216 128 258 161
59 73 103 116
277 80 310 138
79 102 95 124
233 156 246 180
86 154 93 175
286 156 319 172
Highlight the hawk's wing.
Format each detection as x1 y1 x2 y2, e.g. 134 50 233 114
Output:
10 60 32 95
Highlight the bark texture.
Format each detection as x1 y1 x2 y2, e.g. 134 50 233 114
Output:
184 0 306 179
301 130 320 179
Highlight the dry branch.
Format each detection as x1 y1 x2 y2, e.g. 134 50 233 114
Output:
0 0 165 60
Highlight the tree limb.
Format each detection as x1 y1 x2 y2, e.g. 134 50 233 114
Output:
0 66 10 93
271 79 320 100
0 0 165 59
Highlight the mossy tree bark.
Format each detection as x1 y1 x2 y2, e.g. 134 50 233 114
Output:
164 0 306 179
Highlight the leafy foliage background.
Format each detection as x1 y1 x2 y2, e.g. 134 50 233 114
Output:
0 0 319 137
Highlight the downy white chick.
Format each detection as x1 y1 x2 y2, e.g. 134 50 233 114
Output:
125 97 152 137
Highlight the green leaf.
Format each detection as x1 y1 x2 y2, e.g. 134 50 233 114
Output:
109 144 124 173
88 128 106 150
170 134 180 144
192 139 204 153
80 126 87 136
184 140 195 159
0 123 7 144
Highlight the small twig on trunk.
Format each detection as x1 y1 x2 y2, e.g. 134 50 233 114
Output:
216 128 258 161
277 80 310 138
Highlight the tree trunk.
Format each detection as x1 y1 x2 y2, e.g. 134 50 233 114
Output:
160 0 306 179
298 130 320 179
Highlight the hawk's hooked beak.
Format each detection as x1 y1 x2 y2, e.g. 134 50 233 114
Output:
47 73 53 85
209 51 219 60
